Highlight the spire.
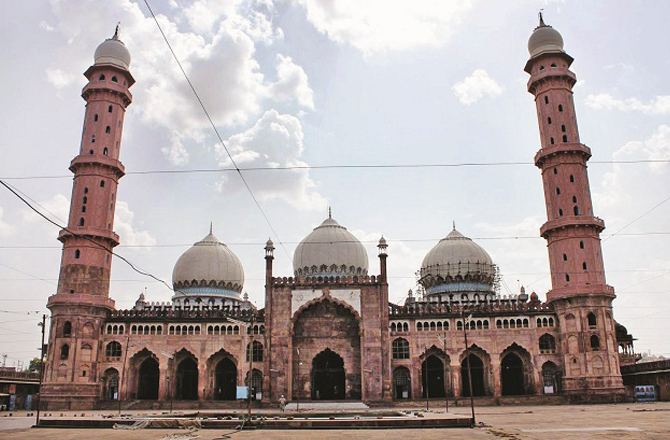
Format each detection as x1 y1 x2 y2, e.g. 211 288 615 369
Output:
538 10 546 27
328 206 332 219
113 22 120 40
452 220 456 231
209 222 213 235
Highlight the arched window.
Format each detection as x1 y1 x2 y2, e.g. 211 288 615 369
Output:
580 240 585 249
105 341 122 358
111 76 118 83
563 135 568 142
590 335 600 350
544 96 549 104
84 187 88 194
392 338 410 359
94 114 99 122
550 137 555 145
565 274 570 282
91 135 95 143
574 206 580 215
98 74 105 81
583 262 588 270
63 321 72 336
108 105 113 113
558 104 563 112
556 187 561 195
550 62 557 67
60 344 70 359
417 322 423 331
561 124 566 133
563 253 567 261
78 218 85 226
547 117 552 124
74 249 81 259
390 323 397 332
246 341 263 362
539 334 556 353
558 209 563 216
81 205 86 213
553 167 558 175
103 147 108 155
572 196 577 203
587 312 597 328
100 180 105 187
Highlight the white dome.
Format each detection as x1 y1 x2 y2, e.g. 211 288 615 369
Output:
94 35 131 70
420 228 496 295
293 215 368 278
528 21 564 58
172 231 244 295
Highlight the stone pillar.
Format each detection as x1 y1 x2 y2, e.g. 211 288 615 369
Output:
451 361 461 397
492 362 501 397
158 363 170 401
198 362 207 401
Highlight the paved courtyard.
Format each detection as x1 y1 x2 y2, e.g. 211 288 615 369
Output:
2 402 670 439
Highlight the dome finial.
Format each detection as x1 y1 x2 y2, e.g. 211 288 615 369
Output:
209 222 213 235
452 220 456 231
328 206 332 219
538 10 546 27
113 22 120 40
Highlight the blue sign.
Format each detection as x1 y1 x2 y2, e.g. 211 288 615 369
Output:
9 395 16 411
25 395 33 410
236 386 248 399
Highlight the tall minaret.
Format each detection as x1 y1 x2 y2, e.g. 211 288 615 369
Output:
525 14 624 402
42 27 134 409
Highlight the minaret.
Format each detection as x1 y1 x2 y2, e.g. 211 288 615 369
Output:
525 14 624 401
42 27 134 409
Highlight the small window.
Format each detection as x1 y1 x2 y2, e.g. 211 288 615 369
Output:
82 196 87 204
100 180 105 188
544 96 549 104
60 344 70 359
103 147 108 155
583 262 588 270
556 187 561 195
98 74 105 81
590 335 600 350
547 117 552 124
63 321 72 336
89 149 94 154
540 65 545 71
570 175 575 183
563 253 568 261
558 209 563 216
78 218 85 226
84 187 89 194
551 63 557 67
558 104 563 112
111 76 118 83
550 137 555 145
108 105 113 113
81 205 86 212
392 338 410 359
105 126 111 134
94 114 99 122
561 124 566 133
565 274 570 282
574 206 580 215
588 312 597 327
572 196 577 203
553 168 558 175
580 241 585 249
563 135 568 142
91 135 95 143
82 370 87 377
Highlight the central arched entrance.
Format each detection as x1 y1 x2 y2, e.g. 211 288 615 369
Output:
214 358 237 400
501 353 525 395
422 355 445 398
103 368 119 400
461 354 485 397
176 357 199 400
312 349 345 400
138 357 159 400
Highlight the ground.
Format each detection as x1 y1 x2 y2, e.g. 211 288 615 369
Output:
2 402 670 439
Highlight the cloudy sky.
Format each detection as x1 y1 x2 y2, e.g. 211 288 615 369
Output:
1 0 669 368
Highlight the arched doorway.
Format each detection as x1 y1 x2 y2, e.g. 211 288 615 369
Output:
422 355 445 398
215 358 237 400
176 358 199 400
138 357 159 399
393 367 411 400
461 354 485 397
542 361 561 394
501 353 525 395
312 349 345 400
246 369 263 400
103 368 119 400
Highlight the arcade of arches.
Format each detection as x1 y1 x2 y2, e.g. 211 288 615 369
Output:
292 299 361 400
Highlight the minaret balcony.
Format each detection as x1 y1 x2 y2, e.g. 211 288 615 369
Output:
70 154 125 178
535 143 591 168
58 227 120 247
540 216 605 238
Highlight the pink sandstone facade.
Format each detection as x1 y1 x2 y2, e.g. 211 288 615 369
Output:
41 18 629 410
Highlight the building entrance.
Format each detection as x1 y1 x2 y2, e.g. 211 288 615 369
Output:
215 358 237 400
176 358 199 400
422 355 445 398
311 349 345 400
137 358 159 399
461 354 485 397
501 353 525 395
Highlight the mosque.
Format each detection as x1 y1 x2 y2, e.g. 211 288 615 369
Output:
40 18 634 409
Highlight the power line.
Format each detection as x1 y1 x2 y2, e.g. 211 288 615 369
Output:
1 158 668 181
142 0 290 262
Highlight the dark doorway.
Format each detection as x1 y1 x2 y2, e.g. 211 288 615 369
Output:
215 358 237 400
422 355 445 398
393 367 411 400
461 354 485 397
542 361 561 394
103 368 119 400
138 358 159 399
501 353 525 395
247 369 263 400
312 349 345 400
176 358 199 400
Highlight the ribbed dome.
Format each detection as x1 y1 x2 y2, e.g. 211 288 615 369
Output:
528 18 564 57
419 228 496 295
94 30 131 70
172 231 244 295
293 214 368 278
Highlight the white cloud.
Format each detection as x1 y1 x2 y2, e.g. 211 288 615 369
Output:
21 194 70 225
0 206 15 237
270 54 314 109
39 20 55 32
114 201 156 248
293 0 474 56
45 68 75 90
585 93 670 114
216 109 326 209
452 69 504 105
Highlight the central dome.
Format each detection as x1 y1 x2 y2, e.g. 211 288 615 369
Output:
527 16 564 57
419 227 496 297
293 213 368 278
94 28 131 70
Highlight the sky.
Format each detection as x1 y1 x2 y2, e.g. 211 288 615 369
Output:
0 0 669 369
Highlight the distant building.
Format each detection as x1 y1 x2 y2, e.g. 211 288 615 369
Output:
41 17 634 409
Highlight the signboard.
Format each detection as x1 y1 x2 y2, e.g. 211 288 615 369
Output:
9 395 16 411
25 394 33 410
236 386 248 400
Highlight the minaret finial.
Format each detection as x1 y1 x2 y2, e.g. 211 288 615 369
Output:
452 220 456 230
328 206 332 219
538 10 546 27
209 222 213 235
114 22 120 39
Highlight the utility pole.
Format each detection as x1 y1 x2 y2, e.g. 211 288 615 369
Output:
118 334 130 416
462 309 476 426
247 313 255 421
437 332 448 413
2 353 7 367
35 314 46 427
